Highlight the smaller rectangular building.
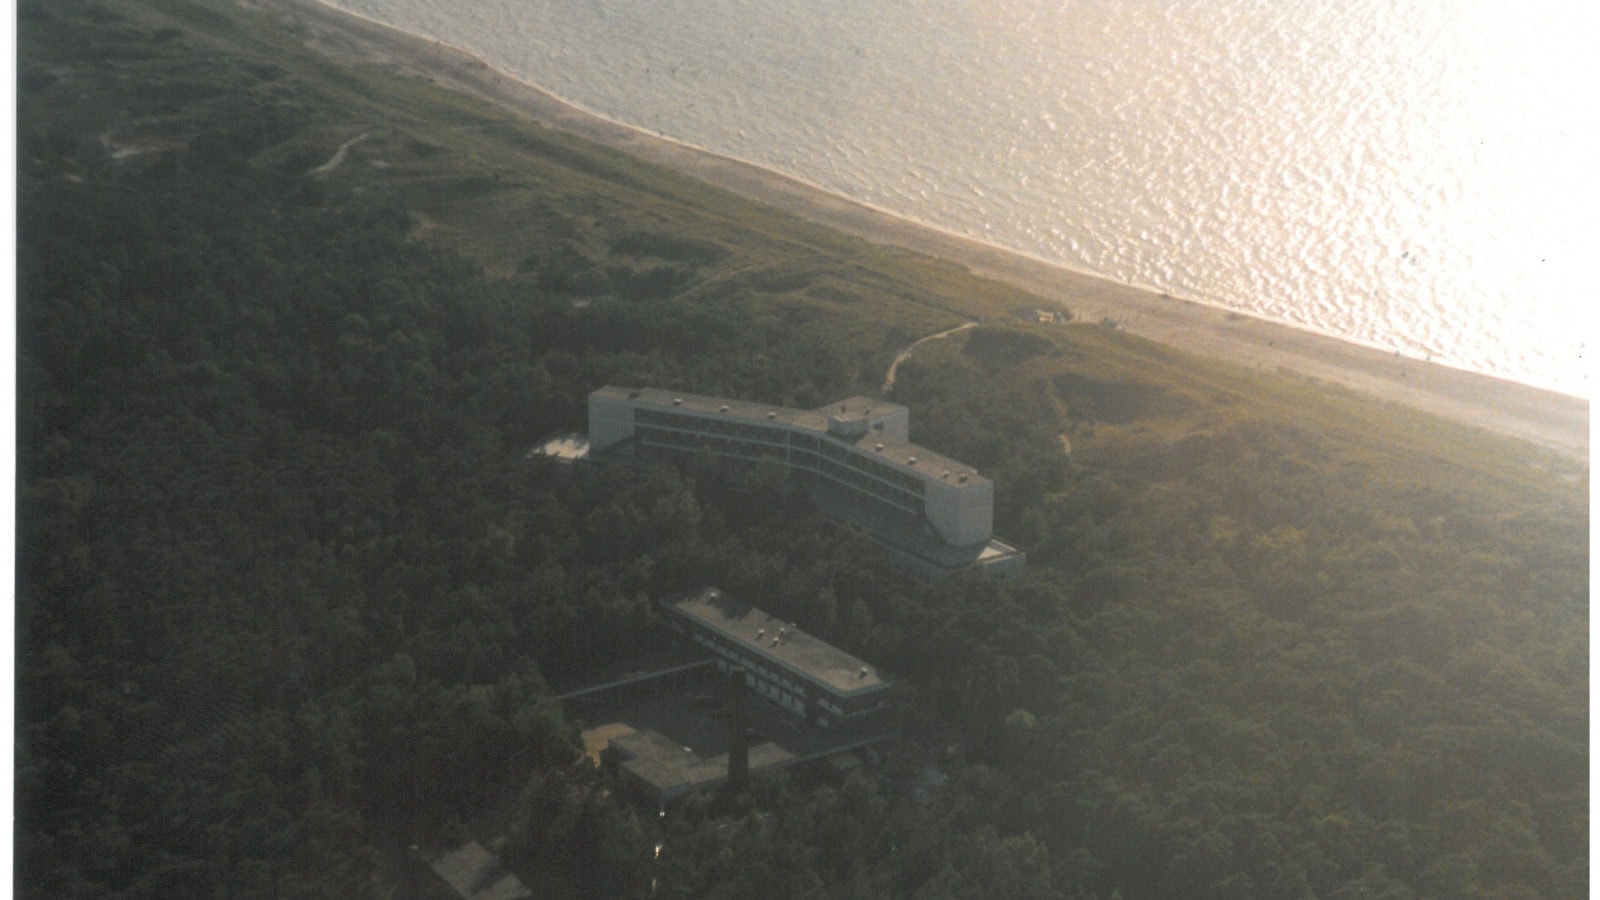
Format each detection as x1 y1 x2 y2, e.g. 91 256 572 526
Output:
428 841 533 900
660 588 895 730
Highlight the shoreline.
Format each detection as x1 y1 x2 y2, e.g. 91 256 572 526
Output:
272 0 1588 460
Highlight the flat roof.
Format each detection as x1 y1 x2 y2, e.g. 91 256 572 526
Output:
595 385 830 431
430 841 532 900
847 430 986 488
610 727 793 795
665 588 891 696
823 395 902 424
977 538 1024 562
593 386 986 488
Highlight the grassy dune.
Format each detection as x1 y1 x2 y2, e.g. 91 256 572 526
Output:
31 0 1582 490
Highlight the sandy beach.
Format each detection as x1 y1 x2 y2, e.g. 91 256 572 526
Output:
270 0 1587 460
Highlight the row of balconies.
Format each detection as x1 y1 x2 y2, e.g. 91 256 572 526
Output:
633 408 927 495
692 630 811 701
634 424 926 510
635 408 790 445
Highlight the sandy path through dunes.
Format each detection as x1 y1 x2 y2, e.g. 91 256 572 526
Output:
269 0 1587 460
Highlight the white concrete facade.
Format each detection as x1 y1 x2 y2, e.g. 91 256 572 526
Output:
924 475 994 548
588 391 638 451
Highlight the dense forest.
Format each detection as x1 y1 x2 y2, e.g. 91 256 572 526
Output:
15 0 1587 897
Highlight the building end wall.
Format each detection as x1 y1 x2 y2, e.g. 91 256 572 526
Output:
924 477 994 547
588 391 637 450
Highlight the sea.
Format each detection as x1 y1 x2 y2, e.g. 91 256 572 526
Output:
326 0 1593 398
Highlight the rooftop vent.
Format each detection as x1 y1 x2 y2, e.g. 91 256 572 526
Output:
767 411 777 419
942 470 950 479
673 398 683 406
958 473 969 483
858 667 869 679
719 404 730 412
628 390 641 399
756 629 765 639
875 443 884 451
907 456 918 465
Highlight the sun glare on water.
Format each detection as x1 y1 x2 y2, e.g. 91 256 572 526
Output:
333 0 1597 395
1408 3 1595 395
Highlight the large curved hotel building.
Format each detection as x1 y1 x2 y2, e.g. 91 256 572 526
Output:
588 387 1024 577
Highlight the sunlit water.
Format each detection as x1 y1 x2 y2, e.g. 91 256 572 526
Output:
327 0 1592 397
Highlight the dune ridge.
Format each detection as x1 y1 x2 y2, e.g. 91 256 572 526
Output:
272 0 1587 460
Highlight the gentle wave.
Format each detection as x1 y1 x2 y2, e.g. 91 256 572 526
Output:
328 0 1590 397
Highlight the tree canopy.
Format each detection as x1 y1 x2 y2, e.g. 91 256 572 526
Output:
15 1 1587 897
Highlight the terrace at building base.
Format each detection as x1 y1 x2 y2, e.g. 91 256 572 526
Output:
601 724 795 806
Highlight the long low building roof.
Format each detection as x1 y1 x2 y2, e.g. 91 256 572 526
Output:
594 386 987 488
611 727 793 797
664 588 891 697
596 385 839 431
